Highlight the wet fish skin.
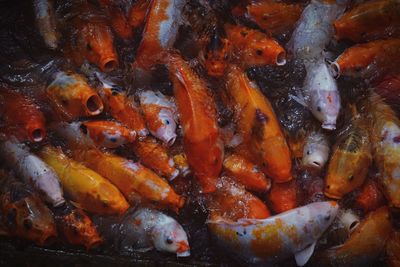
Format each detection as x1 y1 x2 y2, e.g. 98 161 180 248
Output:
302 130 330 171
33 0 59 49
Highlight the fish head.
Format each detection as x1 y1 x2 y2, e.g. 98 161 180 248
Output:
154 108 177 146
204 33 230 77
245 36 286 66
25 119 46 143
80 22 119 72
152 220 190 257
310 90 340 130
308 201 339 233
302 133 330 170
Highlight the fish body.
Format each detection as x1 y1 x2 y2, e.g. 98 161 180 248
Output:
46 71 104 121
94 73 148 137
334 0 400 42
332 39 400 81
355 179 385 212
226 65 292 183
54 202 102 249
302 130 330 170
208 201 338 266
138 90 177 145
311 206 391 267
131 137 179 180
0 141 64 207
80 120 136 148
225 24 286 67
374 72 400 105
72 147 184 212
0 174 57 245
39 146 129 215
99 0 133 39
223 154 271 193
134 0 185 69
369 97 400 207
168 54 223 193
267 180 299 214
0 90 46 142
96 208 190 256
33 0 59 49
128 0 151 29
245 0 303 36
324 116 372 199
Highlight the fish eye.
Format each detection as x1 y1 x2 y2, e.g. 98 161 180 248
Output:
256 49 263 56
79 124 88 135
324 215 331 221
86 43 92 51
240 31 248 37
164 119 170 125
317 106 322 112
166 237 173 244
348 175 354 181
306 150 311 155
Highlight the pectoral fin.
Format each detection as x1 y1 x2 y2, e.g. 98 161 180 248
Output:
294 241 316 266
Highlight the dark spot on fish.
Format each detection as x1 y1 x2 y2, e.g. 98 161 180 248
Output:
324 215 331 221
317 106 321 112
236 231 242 237
166 237 173 244
393 136 400 143
164 119 170 125
207 29 223 51
326 185 330 189
109 137 117 143
23 219 32 230
102 201 109 208
61 99 68 106
80 124 88 135
240 31 248 37
381 130 388 141
256 49 263 56
74 211 83 222
306 150 311 155
86 43 92 51
6 208 17 228
111 85 124 94
348 175 354 181
255 109 269 123
243 229 246 235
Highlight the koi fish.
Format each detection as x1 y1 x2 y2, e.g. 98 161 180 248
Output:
334 0 400 42
226 65 292 183
208 177 271 221
0 172 57 245
99 0 133 39
199 27 231 77
131 137 179 181
138 90 177 145
168 54 223 193
369 96 400 208
331 39 400 82
324 115 372 199
128 0 151 29
93 71 148 137
225 24 286 67
302 130 330 171
310 206 391 267
33 0 59 49
208 201 338 266
0 90 46 142
337 208 361 235
267 180 299 214
173 153 190 177
72 148 184 212
53 202 102 249
386 230 400 267
63 2 119 71
374 72 400 105
80 120 136 148
95 207 190 256
39 146 129 215
245 0 303 36
223 154 271 193
288 0 348 61
0 140 64 207
354 179 385 213
134 0 185 69
46 71 104 121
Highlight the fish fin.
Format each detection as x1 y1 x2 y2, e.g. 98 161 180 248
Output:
294 241 316 266
289 93 307 107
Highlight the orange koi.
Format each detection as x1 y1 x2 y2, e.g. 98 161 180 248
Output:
223 154 271 193
334 0 400 42
245 0 303 36
131 137 179 181
168 54 223 193
324 115 372 199
354 179 385 213
99 0 133 39
208 177 271 221
39 146 129 215
134 0 185 69
225 24 286 67
267 180 298 214
54 203 102 250
0 89 45 142
374 72 400 105
72 147 184 212
80 120 136 148
46 71 104 121
332 39 400 81
226 65 292 183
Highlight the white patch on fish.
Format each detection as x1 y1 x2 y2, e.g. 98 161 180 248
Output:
158 0 184 48
124 161 140 172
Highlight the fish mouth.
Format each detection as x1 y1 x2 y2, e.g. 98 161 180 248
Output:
84 94 104 116
52 197 66 208
177 250 191 257
30 128 46 142
100 57 118 72
276 51 286 66
169 169 180 181
176 241 190 257
166 134 177 147
321 122 336 130
329 61 340 79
